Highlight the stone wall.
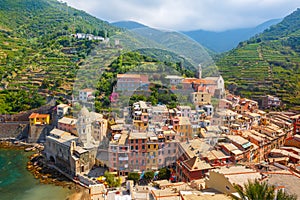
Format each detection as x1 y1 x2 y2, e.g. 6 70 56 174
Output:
28 125 54 143
0 123 29 139
0 100 55 122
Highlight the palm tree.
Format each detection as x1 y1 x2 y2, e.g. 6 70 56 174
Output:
232 179 297 200
276 188 298 200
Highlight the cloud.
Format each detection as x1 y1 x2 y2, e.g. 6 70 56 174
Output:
62 0 300 31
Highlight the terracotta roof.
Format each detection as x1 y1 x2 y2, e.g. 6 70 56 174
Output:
182 78 198 84
29 113 49 119
29 113 39 119
117 74 149 82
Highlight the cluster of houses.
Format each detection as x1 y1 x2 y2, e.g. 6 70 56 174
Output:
115 66 225 100
25 68 300 199
71 33 105 41
32 91 300 183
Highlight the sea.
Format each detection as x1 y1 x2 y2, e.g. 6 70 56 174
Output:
0 148 72 200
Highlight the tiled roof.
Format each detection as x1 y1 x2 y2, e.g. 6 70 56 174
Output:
29 113 49 119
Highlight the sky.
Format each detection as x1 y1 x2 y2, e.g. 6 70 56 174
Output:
62 0 300 31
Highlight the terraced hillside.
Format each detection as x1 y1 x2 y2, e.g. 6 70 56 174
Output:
217 9 300 110
0 0 121 113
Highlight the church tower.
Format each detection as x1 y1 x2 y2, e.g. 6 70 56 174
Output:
77 106 93 147
198 64 202 79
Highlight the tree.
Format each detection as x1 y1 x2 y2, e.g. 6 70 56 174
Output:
144 171 154 181
127 172 140 184
276 188 298 200
233 179 297 200
158 168 171 180
104 171 121 188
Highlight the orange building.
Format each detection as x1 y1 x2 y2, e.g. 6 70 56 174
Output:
29 113 50 126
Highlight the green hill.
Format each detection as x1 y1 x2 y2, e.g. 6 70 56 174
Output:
217 8 300 109
0 0 121 113
111 25 218 77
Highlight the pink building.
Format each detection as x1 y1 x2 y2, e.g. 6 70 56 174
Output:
57 117 77 135
116 74 149 92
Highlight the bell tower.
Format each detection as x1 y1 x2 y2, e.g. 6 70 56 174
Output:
198 64 202 79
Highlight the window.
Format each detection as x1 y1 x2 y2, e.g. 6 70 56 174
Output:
136 139 138 143
135 146 138 150
154 144 156 148
142 145 145 149
148 145 151 149
131 146 133 150
131 140 134 144
142 139 145 143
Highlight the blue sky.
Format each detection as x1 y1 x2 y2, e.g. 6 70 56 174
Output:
62 0 300 31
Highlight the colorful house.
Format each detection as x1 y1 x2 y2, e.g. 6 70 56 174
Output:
29 113 50 126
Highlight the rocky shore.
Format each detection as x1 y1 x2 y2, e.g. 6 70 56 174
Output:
0 139 90 200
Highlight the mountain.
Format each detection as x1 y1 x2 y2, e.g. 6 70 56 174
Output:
112 22 217 76
183 19 282 52
111 21 148 30
217 9 300 109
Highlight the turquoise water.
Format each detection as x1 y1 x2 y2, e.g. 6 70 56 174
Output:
0 149 71 200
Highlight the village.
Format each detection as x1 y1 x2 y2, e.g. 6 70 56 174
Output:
21 66 300 200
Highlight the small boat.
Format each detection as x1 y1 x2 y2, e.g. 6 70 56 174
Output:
25 147 36 152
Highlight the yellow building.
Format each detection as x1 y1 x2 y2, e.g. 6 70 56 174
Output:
190 92 211 105
177 117 192 142
146 133 159 170
29 113 50 126
132 101 149 131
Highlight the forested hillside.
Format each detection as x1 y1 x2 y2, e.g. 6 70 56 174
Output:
218 8 300 110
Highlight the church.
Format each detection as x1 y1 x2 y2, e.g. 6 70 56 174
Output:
44 107 102 176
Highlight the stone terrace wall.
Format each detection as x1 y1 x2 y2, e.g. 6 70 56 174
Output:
0 100 56 122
